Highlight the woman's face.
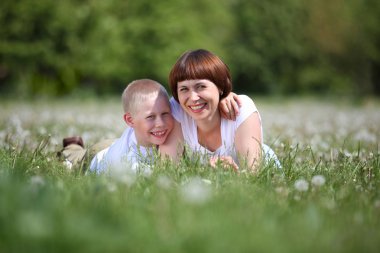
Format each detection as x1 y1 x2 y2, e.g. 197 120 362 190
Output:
177 79 220 121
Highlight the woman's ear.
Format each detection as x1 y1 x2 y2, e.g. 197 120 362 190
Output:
124 113 134 127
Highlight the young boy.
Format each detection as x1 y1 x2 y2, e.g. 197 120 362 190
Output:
89 79 174 173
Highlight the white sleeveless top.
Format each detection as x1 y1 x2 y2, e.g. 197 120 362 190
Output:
170 95 266 165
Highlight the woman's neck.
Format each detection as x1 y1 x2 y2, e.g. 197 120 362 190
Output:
196 112 221 133
196 112 222 151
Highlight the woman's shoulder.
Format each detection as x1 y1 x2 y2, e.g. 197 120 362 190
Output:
236 94 258 120
238 94 256 107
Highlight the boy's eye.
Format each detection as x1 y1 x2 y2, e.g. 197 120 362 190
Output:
146 115 154 119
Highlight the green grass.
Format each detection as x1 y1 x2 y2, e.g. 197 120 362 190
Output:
0 98 379 252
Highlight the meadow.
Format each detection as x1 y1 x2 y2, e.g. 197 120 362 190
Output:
0 96 379 252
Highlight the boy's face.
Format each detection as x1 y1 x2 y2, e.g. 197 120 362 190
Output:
125 94 174 147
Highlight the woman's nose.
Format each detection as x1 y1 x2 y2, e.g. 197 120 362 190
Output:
190 90 199 101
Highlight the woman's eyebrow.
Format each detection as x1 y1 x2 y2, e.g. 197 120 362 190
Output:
195 81 206 86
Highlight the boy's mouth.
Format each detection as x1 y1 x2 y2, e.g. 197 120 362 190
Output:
188 103 207 113
151 130 167 137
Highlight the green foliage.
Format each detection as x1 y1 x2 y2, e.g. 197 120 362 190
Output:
0 0 379 96
0 139 379 252
227 0 380 95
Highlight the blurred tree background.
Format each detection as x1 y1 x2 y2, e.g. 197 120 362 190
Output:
0 0 379 97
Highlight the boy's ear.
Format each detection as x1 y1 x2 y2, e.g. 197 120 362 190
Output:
123 113 134 127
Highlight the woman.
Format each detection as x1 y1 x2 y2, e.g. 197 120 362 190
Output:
161 49 279 172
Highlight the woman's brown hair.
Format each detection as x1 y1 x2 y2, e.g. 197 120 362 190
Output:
169 49 232 102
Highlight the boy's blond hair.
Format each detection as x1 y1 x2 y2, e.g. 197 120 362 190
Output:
122 79 169 114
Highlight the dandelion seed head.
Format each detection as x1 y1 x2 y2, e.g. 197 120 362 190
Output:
275 187 289 197
180 177 212 205
344 150 352 158
355 184 363 192
311 175 326 187
63 160 73 170
17 211 51 238
107 182 117 192
137 164 152 178
109 163 136 187
38 127 47 135
144 188 151 197
56 180 64 190
324 199 336 210
156 175 172 189
30 175 45 187
201 179 212 185
294 179 309 192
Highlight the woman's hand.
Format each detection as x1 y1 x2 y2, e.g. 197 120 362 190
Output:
209 156 239 171
219 92 242 121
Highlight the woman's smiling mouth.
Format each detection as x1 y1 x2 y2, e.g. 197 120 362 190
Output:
188 103 207 112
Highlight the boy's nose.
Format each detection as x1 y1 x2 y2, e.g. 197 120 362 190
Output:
155 116 165 127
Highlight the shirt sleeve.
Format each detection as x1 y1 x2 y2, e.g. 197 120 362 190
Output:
170 97 183 123
235 95 258 127
89 147 110 174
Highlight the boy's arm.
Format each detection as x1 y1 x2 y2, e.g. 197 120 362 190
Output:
159 120 184 162
219 92 242 121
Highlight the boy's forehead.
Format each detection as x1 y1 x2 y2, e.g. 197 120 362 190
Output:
134 94 170 112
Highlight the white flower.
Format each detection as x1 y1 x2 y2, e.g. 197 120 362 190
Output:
275 187 289 197
137 164 152 178
311 175 326 187
294 179 309 192
156 175 172 189
180 177 212 205
109 164 136 187
63 159 73 170
56 180 65 190
30 175 45 187
107 182 117 192
201 179 212 185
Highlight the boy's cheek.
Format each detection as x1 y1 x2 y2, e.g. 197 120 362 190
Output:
167 118 174 130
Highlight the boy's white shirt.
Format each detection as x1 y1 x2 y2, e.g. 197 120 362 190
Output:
89 127 153 174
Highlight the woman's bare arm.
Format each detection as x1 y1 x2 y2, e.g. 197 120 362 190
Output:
234 112 262 173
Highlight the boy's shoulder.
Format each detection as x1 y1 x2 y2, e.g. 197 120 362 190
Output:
110 127 136 151
89 127 138 173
